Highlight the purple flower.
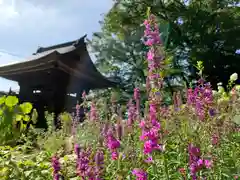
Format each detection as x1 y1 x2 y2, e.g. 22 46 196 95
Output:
187 80 214 120
188 144 212 179
95 150 104 168
105 130 121 160
94 150 104 179
74 144 81 158
76 150 90 178
208 108 215 117
51 156 61 180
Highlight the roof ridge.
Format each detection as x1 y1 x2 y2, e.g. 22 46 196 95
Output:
35 34 87 54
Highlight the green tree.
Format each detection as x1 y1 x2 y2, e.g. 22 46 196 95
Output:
88 11 188 104
102 0 240 88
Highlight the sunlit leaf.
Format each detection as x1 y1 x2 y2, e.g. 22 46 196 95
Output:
15 114 23 121
0 96 6 105
20 102 33 114
31 109 38 124
23 115 30 122
5 96 18 107
20 122 27 131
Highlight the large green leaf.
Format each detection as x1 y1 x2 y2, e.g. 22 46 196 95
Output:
20 102 33 114
15 114 23 121
5 96 18 107
23 115 30 122
0 96 6 105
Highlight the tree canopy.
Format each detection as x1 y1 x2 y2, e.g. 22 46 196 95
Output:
89 0 240 100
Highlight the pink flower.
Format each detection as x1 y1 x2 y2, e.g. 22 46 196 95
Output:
107 137 120 149
139 120 145 128
179 168 186 175
134 88 141 100
144 156 153 164
111 151 118 160
211 134 219 145
140 131 147 141
141 13 163 160
147 49 155 61
143 20 149 25
90 102 98 121
132 169 147 180
143 140 153 154
144 38 154 46
105 130 121 161
82 91 86 99
127 99 136 126
204 159 212 169
197 159 204 169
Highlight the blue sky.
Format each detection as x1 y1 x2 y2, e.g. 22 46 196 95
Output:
0 0 113 91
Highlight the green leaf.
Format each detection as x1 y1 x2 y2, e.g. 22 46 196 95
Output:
15 114 23 121
23 115 30 122
31 109 38 124
24 170 32 177
20 122 27 131
0 96 6 105
20 102 33 114
5 96 18 107
147 7 151 18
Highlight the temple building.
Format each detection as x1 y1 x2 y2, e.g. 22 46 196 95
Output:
0 35 116 128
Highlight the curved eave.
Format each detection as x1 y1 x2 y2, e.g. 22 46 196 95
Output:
73 43 118 88
57 60 117 89
0 52 59 81
36 34 87 53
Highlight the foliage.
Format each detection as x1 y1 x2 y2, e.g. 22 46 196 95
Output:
0 95 33 146
97 0 240 88
0 146 52 180
1 82 240 179
88 2 191 103
36 112 74 154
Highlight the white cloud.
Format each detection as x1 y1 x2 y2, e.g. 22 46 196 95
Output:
0 0 19 26
0 0 73 31
0 0 113 54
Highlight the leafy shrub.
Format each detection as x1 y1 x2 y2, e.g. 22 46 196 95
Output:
0 146 52 180
0 96 33 146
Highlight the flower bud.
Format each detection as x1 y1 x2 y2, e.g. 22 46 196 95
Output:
230 73 238 81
